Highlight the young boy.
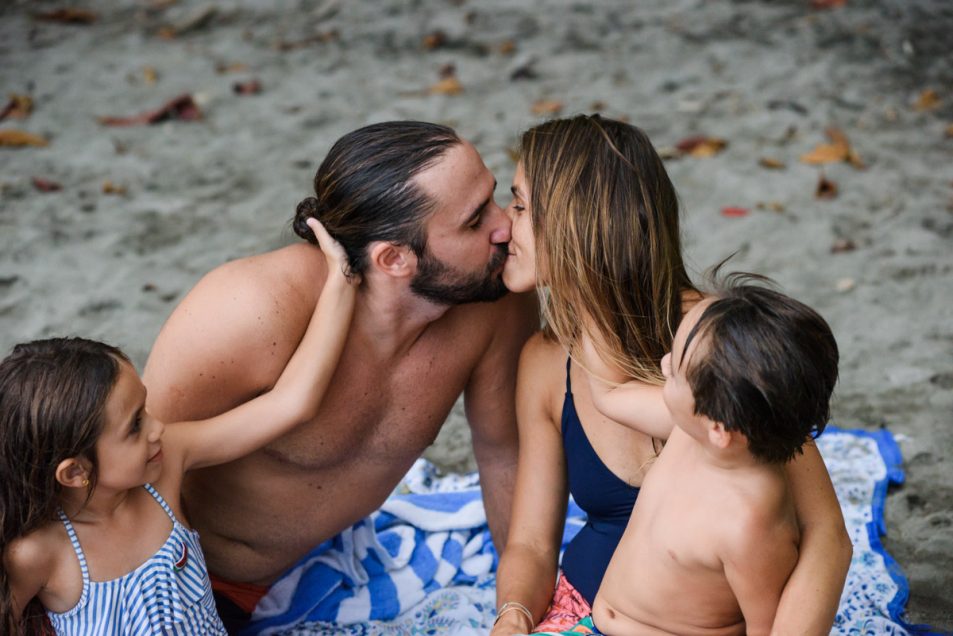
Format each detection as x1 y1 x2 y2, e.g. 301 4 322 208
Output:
578 275 840 635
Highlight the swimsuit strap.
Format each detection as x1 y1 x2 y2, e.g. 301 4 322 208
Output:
144 483 177 523
565 356 573 394
57 509 91 589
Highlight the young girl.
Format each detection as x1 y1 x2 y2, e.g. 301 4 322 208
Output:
0 218 356 635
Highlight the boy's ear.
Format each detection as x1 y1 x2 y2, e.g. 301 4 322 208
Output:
367 241 416 279
708 421 734 450
55 458 90 489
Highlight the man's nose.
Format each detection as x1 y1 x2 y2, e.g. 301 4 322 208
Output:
488 203 511 244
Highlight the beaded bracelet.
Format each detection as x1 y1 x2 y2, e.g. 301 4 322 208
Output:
493 600 534 629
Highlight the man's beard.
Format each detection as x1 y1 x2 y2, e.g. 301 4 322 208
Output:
410 244 509 305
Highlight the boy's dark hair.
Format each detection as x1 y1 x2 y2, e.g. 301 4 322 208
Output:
682 273 839 463
292 121 462 275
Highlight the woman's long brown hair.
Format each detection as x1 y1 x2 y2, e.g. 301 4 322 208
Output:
520 114 697 384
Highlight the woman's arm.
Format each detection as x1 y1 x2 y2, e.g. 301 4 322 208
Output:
491 334 570 635
772 440 852 634
170 218 359 471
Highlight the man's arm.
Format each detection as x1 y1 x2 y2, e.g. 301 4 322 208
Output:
772 442 852 634
463 290 538 551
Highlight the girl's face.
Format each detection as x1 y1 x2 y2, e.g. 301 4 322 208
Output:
502 162 540 293
93 361 164 491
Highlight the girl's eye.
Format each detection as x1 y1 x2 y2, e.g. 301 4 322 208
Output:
130 414 143 435
513 205 525 213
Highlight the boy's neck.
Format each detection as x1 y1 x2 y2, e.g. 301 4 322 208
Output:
686 430 762 471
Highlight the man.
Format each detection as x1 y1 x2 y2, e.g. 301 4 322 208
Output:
143 121 537 630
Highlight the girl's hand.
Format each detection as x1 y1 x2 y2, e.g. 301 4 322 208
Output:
306 217 360 286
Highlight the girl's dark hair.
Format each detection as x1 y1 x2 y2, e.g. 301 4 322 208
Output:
293 121 462 275
682 273 839 463
0 337 127 634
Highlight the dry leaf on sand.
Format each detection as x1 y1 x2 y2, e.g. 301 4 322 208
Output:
0 95 34 121
102 180 127 195
831 238 856 253
0 129 49 147
914 89 940 112
721 206 749 218
32 177 62 192
676 136 727 158
429 77 463 96
422 31 447 50
810 0 846 9
33 8 97 24
816 173 838 199
99 94 202 126
758 157 786 170
801 127 864 168
531 100 563 115
233 79 262 95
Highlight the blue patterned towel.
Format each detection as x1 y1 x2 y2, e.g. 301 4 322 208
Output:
246 427 929 635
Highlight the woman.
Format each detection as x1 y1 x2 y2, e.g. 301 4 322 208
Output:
491 114 852 634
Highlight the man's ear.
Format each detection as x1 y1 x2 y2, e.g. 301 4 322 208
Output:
708 421 733 450
368 241 416 279
55 458 90 489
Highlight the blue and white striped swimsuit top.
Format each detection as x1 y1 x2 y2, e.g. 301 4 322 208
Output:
48 483 227 635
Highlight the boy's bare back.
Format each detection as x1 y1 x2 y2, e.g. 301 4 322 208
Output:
593 427 799 635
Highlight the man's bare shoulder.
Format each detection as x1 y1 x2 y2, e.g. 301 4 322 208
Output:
144 243 326 420
156 243 324 340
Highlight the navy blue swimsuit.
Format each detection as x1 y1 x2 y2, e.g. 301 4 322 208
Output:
559 358 641 605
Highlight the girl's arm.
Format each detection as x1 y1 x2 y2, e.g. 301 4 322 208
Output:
771 441 852 634
169 218 359 471
578 328 673 440
490 334 569 635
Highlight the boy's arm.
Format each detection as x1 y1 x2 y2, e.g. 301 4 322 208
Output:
772 442 852 634
171 219 359 470
578 328 673 439
723 513 799 636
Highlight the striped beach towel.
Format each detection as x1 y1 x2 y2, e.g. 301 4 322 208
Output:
244 427 930 635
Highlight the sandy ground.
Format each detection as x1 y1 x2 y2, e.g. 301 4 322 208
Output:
2 0 951 629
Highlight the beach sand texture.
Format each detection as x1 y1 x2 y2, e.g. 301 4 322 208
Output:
2 0 951 629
